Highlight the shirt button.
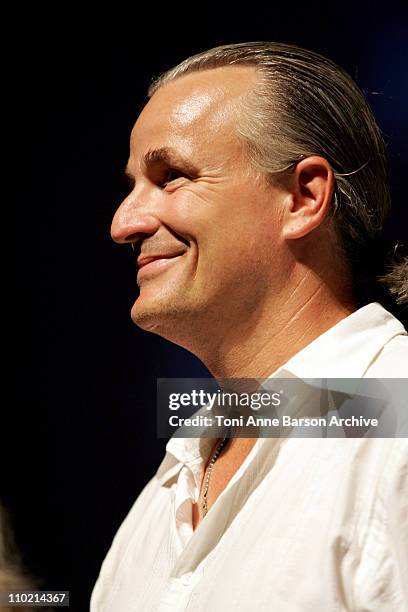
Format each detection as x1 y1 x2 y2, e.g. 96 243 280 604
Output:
181 572 193 586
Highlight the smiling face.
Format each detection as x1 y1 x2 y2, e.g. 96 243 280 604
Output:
111 66 288 349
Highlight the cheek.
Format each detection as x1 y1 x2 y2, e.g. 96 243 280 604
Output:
205 205 278 252
198 221 278 287
164 187 282 272
158 191 205 242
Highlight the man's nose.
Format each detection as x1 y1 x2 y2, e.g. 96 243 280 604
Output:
110 191 161 247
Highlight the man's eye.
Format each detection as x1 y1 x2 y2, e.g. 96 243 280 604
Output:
161 169 186 188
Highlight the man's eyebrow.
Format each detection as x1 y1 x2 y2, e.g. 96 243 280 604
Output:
123 147 200 181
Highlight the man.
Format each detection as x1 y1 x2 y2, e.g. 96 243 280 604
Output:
91 42 408 611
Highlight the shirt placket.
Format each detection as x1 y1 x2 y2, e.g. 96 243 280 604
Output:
157 457 206 611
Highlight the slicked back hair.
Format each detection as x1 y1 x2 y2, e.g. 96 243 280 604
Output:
148 42 407 307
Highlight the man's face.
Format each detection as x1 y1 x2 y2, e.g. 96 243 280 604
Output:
111 66 287 347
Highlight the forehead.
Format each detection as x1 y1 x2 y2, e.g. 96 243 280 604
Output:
129 66 258 165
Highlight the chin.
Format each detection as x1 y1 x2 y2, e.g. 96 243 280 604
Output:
130 287 211 350
130 289 188 334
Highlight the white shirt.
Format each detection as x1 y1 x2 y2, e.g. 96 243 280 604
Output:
90 303 408 611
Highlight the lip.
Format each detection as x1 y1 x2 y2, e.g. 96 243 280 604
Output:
137 253 185 282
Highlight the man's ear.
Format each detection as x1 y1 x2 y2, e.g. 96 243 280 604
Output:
281 156 335 240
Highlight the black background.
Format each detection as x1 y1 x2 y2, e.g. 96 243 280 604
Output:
4 6 408 611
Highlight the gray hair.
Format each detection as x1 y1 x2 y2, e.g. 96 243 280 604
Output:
148 42 407 307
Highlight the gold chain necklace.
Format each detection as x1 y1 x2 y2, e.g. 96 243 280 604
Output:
201 435 229 518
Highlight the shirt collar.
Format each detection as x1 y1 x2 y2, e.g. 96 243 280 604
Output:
156 302 406 486
272 301 405 379
156 436 214 487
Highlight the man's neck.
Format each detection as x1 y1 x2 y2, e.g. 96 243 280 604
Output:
199 281 357 380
